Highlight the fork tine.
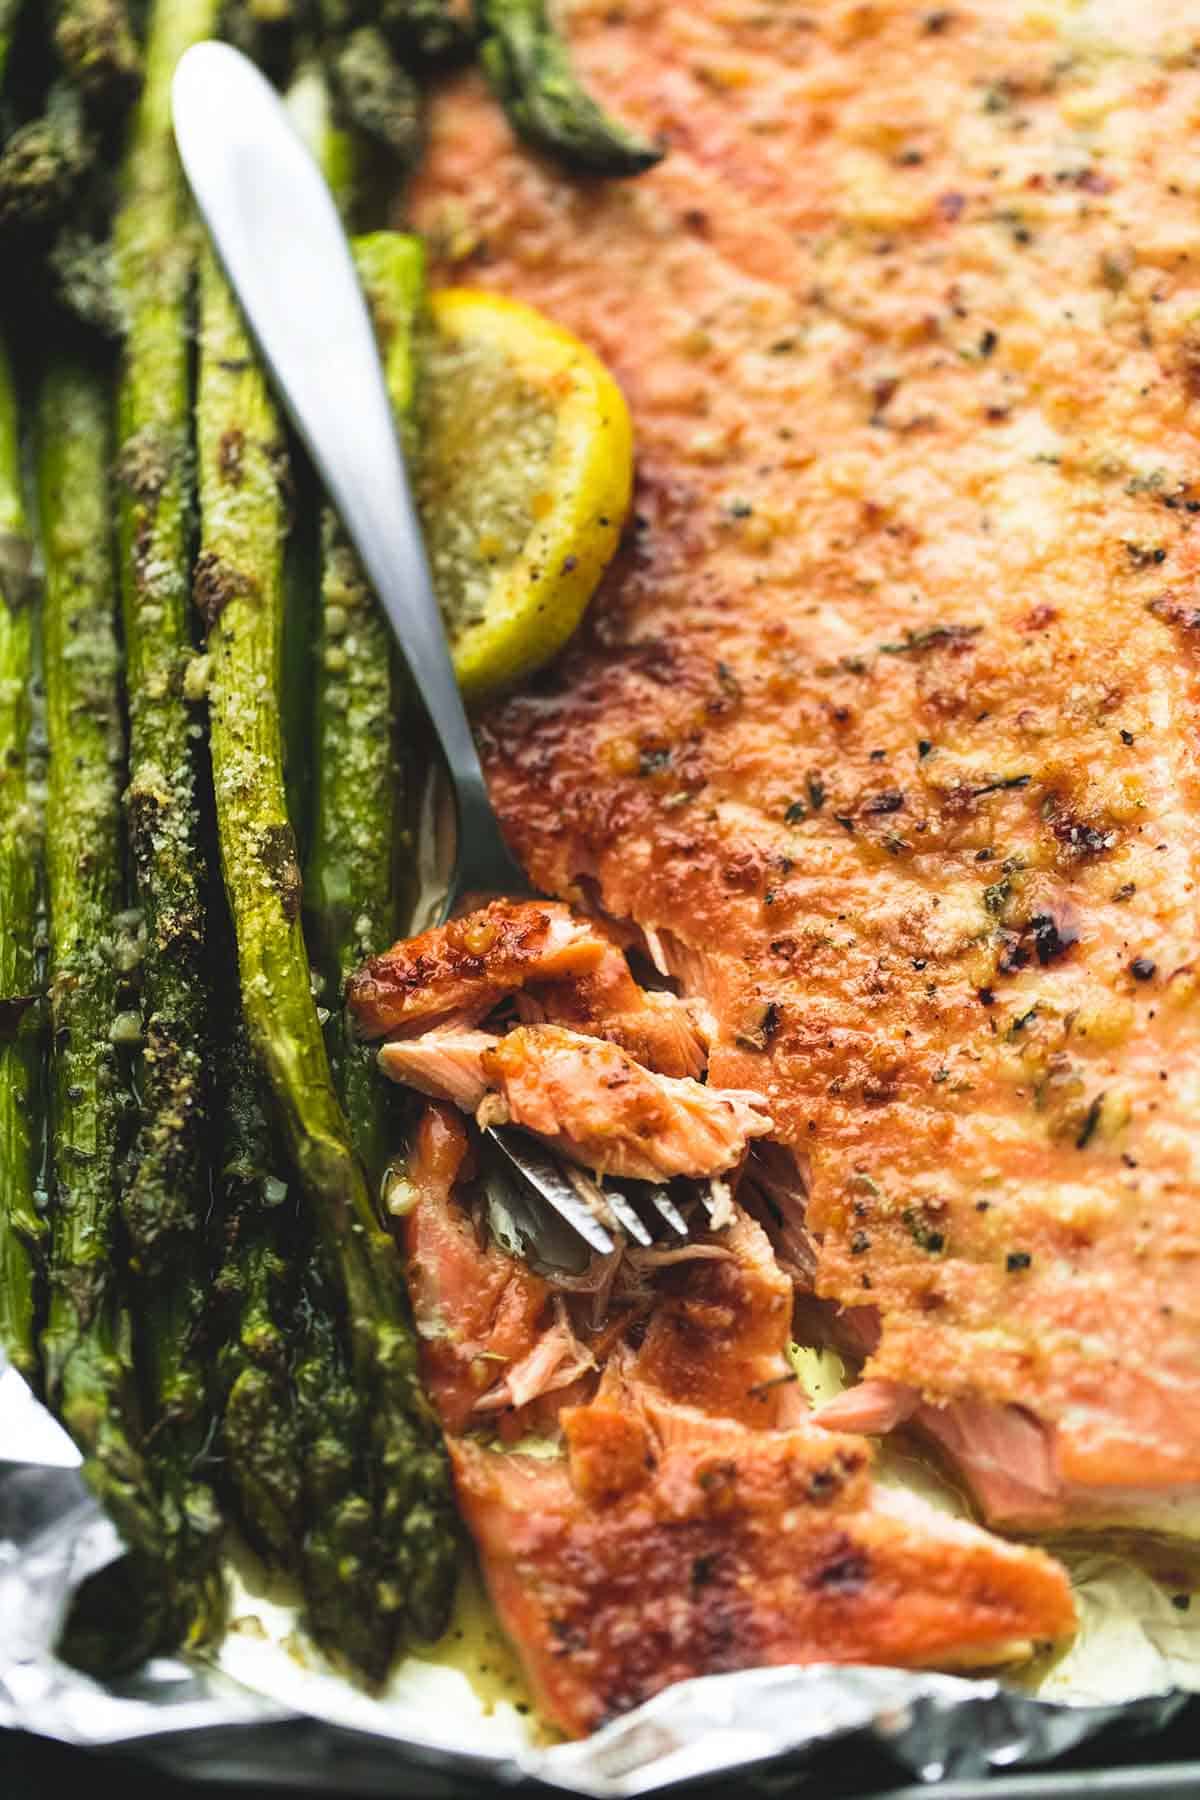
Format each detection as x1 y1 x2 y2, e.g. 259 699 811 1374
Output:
564 1165 654 1248
644 1184 689 1237
598 1184 653 1247
481 1158 591 1275
485 1126 616 1255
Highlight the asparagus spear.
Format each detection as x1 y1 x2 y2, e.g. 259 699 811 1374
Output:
305 229 423 1184
210 926 384 1658
114 0 217 1276
376 0 473 65
290 1261 392 1678
221 0 301 81
197 249 457 1677
0 331 43 1385
197 256 377 1658
112 0 226 1651
212 1022 304 1566
313 0 471 65
330 26 422 171
55 0 143 113
0 0 25 89
38 355 166 1645
475 0 662 176
290 77 436 1674
0 83 90 233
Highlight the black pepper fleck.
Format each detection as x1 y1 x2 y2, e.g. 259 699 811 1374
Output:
863 789 904 815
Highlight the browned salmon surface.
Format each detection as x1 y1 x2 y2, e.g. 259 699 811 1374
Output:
403 1116 1075 1736
409 1 1200 1531
348 900 609 1038
355 898 708 1074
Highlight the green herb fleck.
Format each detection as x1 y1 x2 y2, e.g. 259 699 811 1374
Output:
1076 1093 1105 1148
878 623 981 655
983 878 1012 917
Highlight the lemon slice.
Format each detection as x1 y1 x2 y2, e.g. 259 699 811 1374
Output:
418 288 634 702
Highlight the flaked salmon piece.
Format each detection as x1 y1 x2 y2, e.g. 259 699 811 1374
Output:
814 1378 1056 1524
816 1378 920 1439
404 1106 555 1436
476 1024 770 1181
379 1019 766 1180
402 1115 1075 1735
625 1205 802 1426
839 1387 1200 1534
472 1296 596 1415
515 961 708 1078
915 1399 1064 1530
410 0 1200 1534
816 1375 1200 1533
818 1386 1067 1528
352 897 709 1077
379 1027 499 1110
348 900 610 1039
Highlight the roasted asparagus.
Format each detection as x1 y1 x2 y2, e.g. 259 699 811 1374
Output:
0 330 43 1386
197 248 457 1679
475 0 661 176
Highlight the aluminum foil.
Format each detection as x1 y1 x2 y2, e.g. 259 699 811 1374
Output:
0 1349 1192 1796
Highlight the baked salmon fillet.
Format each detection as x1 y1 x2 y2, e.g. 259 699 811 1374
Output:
399 1105 1074 1736
406 0 1200 1535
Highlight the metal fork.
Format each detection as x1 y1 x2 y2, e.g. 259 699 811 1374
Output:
172 43 689 1257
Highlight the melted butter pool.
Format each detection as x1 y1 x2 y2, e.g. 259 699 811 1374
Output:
216 1539 551 1756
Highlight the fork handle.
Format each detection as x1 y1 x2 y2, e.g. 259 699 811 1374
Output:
172 42 524 910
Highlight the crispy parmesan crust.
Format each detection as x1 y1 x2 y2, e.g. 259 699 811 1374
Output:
348 900 609 1038
409 0 1200 1525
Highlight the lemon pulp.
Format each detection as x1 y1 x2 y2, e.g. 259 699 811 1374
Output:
418 288 634 702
